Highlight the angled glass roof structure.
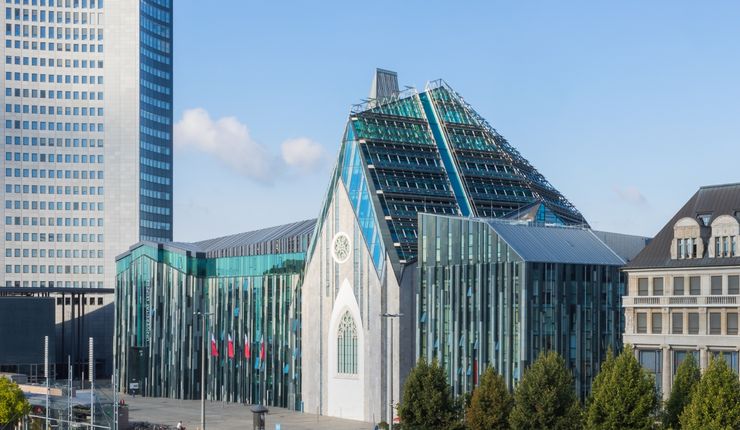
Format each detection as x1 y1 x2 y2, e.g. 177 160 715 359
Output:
313 70 588 275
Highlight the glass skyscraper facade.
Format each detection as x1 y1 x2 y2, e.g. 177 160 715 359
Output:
417 213 627 400
1 0 173 291
114 220 313 409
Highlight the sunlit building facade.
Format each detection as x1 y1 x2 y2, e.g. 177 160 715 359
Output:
300 69 591 422
416 213 642 400
114 220 313 409
114 69 641 422
624 183 740 399
2 0 174 291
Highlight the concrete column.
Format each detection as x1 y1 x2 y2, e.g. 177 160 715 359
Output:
700 347 709 371
699 308 707 335
662 345 671 401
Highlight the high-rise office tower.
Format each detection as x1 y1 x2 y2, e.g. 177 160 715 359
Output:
1 0 174 291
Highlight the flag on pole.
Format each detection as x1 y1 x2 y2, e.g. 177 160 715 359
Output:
210 334 218 357
227 333 235 359
244 333 251 359
259 334 265 361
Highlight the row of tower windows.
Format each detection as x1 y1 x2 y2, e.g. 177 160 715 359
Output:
5 169 104 179
4 70 103 84
5 264 103 274
7 248 102 258
6 152 102 162
5 136 103 147
5 56 102 68
5 231 103 242
5 200 103 210
5 22 104 40
4 0 104 10
6 38 103 53
6 281 105 289
5 216 102 226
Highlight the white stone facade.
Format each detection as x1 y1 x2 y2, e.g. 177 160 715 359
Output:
301 179 403 423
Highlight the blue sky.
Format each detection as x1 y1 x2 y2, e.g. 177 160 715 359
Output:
172 1 740 242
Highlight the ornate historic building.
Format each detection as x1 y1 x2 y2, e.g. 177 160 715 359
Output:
624 183 740 399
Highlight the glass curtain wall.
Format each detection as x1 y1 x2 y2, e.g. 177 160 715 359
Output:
114 244 304 409
416 214 624 399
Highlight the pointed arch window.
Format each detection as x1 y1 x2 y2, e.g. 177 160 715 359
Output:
337 311 358 375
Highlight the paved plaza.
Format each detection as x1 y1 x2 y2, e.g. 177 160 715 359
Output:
123 394 376 430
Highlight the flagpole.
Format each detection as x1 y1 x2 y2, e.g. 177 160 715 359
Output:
196 311 214 430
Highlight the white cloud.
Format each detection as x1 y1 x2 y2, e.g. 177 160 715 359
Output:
174 108 276 183
614 186 648 206
280 137 326 172
175 108 325 183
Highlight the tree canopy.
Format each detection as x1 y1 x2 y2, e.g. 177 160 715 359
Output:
0 377 30 428
585 347 657 430
663 354 700 429
466 367 513 430
398 358 461 430
509 350 581 430
680 355 740 430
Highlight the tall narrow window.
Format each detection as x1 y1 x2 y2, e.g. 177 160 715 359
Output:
688 312 699 334
337 311 358 375
636 313 648 334
729 276 739 295
709 312 722 335
673 277 684 295
652 313 662 334
678 239 685 259
689 276 701 295
638 278 649 296
653 277 664 296
711 276 723 295
728 313 738 336
672 312 683 334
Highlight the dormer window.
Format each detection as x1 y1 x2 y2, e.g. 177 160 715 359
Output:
709 215 739 258
677 238 697 258
672 217 702 260
714 236 737 258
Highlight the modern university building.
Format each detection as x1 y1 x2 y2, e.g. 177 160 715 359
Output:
115 70 647 422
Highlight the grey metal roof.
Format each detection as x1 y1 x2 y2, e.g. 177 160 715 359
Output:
485 220 626 265
118 219 316 260
193 218 315 253
592 231 651 263
626 183 740 269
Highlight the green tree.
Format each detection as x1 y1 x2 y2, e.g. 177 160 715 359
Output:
398 358 461 430
680 355 740 430
0 377 30 428
663 354 700 429
509 350 581 430
466 367 513 430
585 346 657 429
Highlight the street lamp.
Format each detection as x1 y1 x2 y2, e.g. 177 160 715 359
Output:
195 311 214 430
381 313 403 427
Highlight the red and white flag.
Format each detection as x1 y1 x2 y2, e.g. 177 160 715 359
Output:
259 334 265 361
227 333 235 359
244 333 251 359
210 334 218 357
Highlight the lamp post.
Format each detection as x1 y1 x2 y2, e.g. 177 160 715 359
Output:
381 313 402 427
195 312 214 430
